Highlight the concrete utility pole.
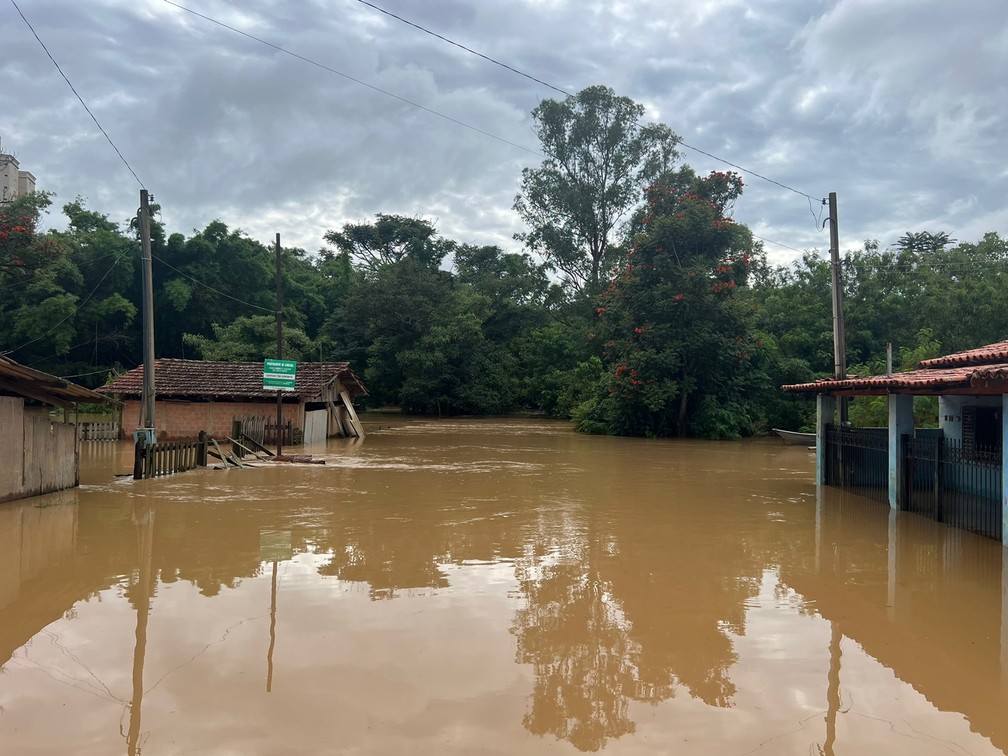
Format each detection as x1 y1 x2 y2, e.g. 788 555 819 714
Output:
138 190 156 434
828 192 848 425
275 233 283 457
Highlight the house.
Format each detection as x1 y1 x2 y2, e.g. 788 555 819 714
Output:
0 356 113 502
99 359 367 442
783 340 1008 544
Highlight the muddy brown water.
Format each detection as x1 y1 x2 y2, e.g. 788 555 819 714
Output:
1 417 1005 755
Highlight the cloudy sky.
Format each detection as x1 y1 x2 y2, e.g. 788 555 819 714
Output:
3 0 1006 266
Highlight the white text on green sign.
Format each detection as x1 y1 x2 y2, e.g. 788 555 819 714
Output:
263 359 297 391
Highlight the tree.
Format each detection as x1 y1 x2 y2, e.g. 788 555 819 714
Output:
0 191 60 277
323 213 452 273
183 315 314 362
577 168 764 438
154 221 274 358
515 85 679 294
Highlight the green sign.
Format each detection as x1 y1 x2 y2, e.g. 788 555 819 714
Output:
263 358 297 391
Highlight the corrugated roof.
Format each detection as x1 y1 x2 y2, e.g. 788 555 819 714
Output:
783 338 1008 395
99 359 367 400
0 356 116 406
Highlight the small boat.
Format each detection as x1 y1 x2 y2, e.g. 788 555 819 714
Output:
773 428 816 445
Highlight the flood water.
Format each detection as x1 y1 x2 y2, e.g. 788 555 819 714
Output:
1 416 1006 755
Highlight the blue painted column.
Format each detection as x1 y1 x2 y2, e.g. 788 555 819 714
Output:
888 394 914 510
886 508 899 622
816 394 835 486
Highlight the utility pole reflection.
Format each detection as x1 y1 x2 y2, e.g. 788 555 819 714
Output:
823 621 842 756
267 560 277 693
126 504 155 755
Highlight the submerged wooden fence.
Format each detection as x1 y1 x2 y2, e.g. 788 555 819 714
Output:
233 415 299 447
78 420 119 441
133 432 209 480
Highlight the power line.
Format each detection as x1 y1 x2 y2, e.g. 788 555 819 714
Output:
152 253 275 313
163 0 541 157
752 235 808 255
354 0 570 97
2 248 130 356
353 0 824 206
59 367 114 380
10 0 145 189
676 140 822 204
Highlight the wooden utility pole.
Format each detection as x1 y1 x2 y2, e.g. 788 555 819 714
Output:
138 190 156 435
828 192 848 425
275 233 283 457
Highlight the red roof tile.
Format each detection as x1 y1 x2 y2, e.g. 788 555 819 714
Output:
783 339 1008 395
99 359 366 400
918 340 1008 369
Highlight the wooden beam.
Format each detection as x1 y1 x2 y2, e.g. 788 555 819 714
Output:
339 390 365 439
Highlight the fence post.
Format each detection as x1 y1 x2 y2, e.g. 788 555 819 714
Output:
934 434 945 523
146 441 155 479
198 430 208 467
907 435 915 512
133 435 145 480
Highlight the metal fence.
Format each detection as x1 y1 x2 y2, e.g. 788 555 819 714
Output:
901 433 1002 541
824 426 889 503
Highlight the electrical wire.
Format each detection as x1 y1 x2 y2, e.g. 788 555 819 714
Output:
151 253 275 313
354 0 570 96
352 0 824 206
1 249 130 356
163 0 541 157
752 235 808 255
59 367 116 379
1 249 130 290
10 0 145 189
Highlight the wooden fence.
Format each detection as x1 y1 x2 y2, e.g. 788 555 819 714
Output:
233 415 300 447
77 420 119 441
133 432 209 480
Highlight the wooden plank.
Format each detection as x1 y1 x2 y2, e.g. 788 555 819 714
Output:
326 396 346 437
227 437 271 460
339 390 365 439
241 434 276 457
211 438 237 468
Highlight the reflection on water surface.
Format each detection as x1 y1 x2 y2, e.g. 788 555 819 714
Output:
0 417 1005 754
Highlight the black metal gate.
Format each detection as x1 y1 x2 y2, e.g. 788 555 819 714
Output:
824 426 889 503
901 433 1002 541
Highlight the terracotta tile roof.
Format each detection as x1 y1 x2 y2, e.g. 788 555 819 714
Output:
99 359 366 400
783 338 1008 394
782 365 986 394
918 340 1008 369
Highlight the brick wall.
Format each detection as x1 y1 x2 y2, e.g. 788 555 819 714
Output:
122 399 303 440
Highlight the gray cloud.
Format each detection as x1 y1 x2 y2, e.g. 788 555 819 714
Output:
3 0 1005 265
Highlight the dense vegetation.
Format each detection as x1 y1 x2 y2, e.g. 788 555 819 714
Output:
2 87 1005 438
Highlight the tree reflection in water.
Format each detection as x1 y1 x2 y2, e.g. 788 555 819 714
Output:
514 561 636 751
512 511 759 751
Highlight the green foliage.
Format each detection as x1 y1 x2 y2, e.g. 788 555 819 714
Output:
579 168 767 438
0 191 59 276
323 213 451 273
515 85 680 294
846 329 942 428
183 315 315 362
4 89 1007 431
